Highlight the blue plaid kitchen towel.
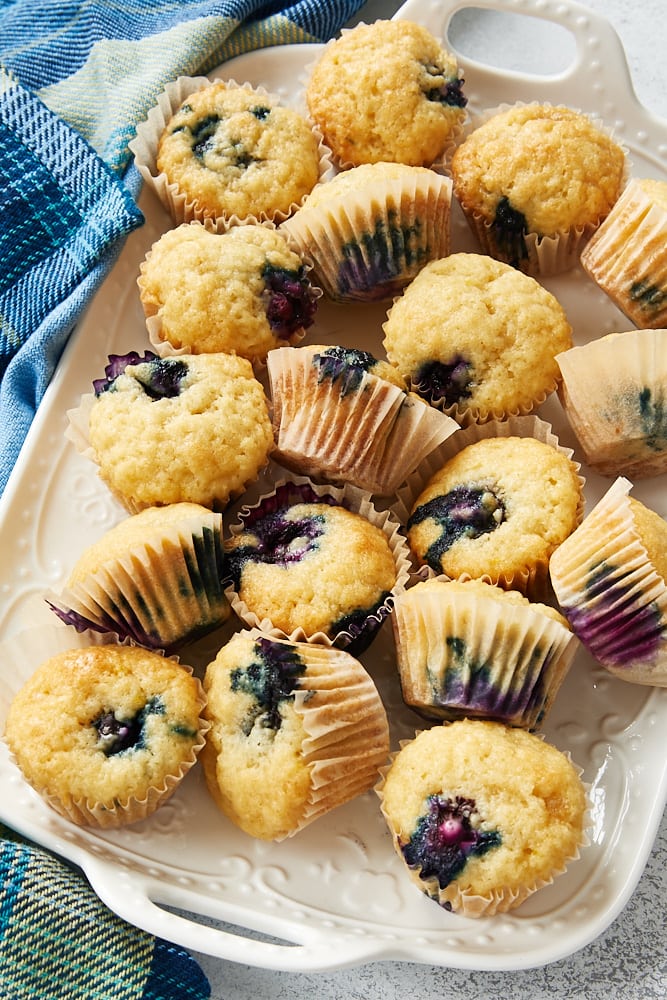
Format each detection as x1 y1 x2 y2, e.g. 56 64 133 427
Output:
0 2 366 996
0 0 367 498
0 824 211 999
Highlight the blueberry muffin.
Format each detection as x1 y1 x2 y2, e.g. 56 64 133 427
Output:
377 719 588 915
138 223 318 362
281 162 452 301
382 253 572 422
306 20 467 167
223 480 405 652
451 103 625 275
201 630 389 840
406 435 583 596
392 577 578 730
4 643 207 828
47 503 230 651
154 78 322 225
581 178 667 328
556 328 667 478
267 345 458 495
70 351 273 511
550 477 667 686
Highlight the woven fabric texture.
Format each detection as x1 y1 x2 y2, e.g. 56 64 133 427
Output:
0 0 366 497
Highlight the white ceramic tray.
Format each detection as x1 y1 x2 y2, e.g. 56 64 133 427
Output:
2 0 667 973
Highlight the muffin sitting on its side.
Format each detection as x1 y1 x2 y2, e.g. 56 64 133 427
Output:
202 630 389 840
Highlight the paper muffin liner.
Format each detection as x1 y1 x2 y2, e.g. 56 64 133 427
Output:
391 578 578 730
1 626 209 829
453 102 629 278
580 178 667 329
280 166 453 302
300 28 467 173
257 631 390 837
267 346 459 495
138 222 319 365
557 328 667 478
222 473 411 654
45 506 230 651
128 75 332 230
375 732 590 917
549 477 667 686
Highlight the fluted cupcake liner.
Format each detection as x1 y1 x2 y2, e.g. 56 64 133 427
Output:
267 345 459 495
392 578 578 730
549 477 667 684
280 166 453 302
46 508 229 651
557 328 667 478
581 179 667 329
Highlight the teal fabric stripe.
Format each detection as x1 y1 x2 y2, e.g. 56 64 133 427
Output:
0 828 210 999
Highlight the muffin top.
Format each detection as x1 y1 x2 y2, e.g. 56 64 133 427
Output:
138 223 318 360
451 103 625 236
156 80 321 220
379 719 586 903
4 644 205 811
383 253 572 417
297 161 445 210
224 496 398 639
87 352 273 510
400 576 570 628
407 435 582 582
629 497 667 581
306 20 466 167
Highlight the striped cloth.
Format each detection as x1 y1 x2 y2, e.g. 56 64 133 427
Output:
0 825 210 999
0 0 366 497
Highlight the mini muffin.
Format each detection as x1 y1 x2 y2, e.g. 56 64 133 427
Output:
46 503 230 651
549 477 667 686
136 77 323 227
267 345 459 495
581 178 667 328
392 577 578 730
556 328 667 478
201 630 389 840
451 103 625 275
306 20 466 168
138 223 319 362
4 644 207 828
377 720 588 916
280 162 452 301
383 253 573 422
406 435 583 597
223 479 409 652
66 351 273 512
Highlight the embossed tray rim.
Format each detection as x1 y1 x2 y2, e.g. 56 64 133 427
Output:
1 0 667 973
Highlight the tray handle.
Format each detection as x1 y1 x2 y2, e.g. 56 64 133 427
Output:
83 856 388 972
394 0 640 115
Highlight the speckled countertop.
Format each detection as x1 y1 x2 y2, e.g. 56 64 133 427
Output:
197 2 667 996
